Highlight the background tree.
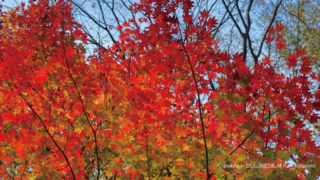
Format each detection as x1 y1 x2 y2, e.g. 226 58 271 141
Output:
280 0 320 69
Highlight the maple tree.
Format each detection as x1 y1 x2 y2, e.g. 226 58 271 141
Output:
0 0 319 179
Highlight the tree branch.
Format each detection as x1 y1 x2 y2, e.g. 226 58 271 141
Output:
229 130 254 156
256 0 283 61
11 83 76 180
178 26 211 180
265 110 271 149
61 20 101 179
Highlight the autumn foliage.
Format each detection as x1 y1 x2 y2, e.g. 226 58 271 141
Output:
0 0 319 179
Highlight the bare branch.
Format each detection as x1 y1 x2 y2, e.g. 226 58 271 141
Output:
221 0 244 36
72 0 118 47
256 0 283 61
101 0 121 28
235 0 247 29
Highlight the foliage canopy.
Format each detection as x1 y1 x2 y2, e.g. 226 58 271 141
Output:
0 0 319 179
